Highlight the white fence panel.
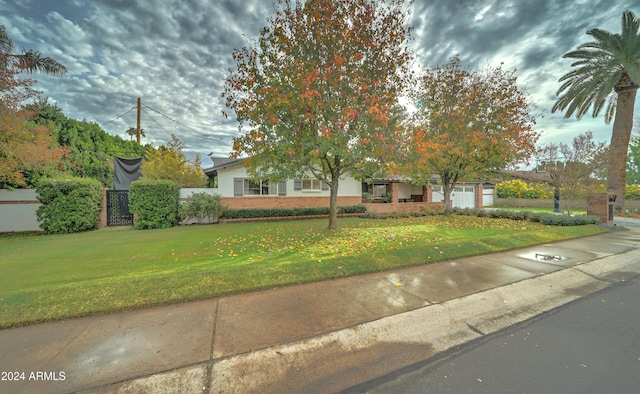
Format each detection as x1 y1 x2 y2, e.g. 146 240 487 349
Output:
0 189 42 232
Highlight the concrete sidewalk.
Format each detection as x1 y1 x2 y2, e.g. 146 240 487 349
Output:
1 227 640 394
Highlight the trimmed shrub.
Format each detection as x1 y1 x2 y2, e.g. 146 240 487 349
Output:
453 208 600 226
36 177 103 234
338 205 367 214
220 204 366 220
179 192 224 224
129 180 180 229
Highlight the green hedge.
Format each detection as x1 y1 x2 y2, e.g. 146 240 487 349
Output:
129 180 180 229
452 207 601 226
36 177 103 234
220 204 366 220
359 208 443 219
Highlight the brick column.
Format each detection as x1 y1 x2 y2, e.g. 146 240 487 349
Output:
586 192 613 225
476 183 483 209
98 188 108 228
422 185 431 202
390 182 399 203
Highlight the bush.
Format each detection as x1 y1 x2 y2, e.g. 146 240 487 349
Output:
220 205 366 220
338 205 367 214
626 184 640 200
179 192 224 224
129 180 180 229
453 208 600 226
36 177 103 234
496 180 553 199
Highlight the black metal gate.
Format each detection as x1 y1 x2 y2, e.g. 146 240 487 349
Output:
106 190 133 226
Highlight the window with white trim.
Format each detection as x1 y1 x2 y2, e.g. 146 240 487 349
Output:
302 178 322 191
244 179 278 196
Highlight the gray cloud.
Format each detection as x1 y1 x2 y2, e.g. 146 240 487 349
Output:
2 0 639 164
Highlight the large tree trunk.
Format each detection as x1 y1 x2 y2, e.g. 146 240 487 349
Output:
607 86 638 211
442 183 453 216
328 179 339 229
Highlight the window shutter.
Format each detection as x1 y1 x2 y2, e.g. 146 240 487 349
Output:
322 181 329 191
278 181 286 196
294 179 302 190
234 178 243 196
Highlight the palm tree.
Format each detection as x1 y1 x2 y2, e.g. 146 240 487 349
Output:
125 127 145 141
1 25 67 76
552 10 640 211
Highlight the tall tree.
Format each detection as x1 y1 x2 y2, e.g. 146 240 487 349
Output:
141 134 206 187
0 27 67 188
125 127 145 141
0 25 67 76
551 10 640 211
403 57 538 215
537 132 608 215
27 100 148 188
222 0 415 229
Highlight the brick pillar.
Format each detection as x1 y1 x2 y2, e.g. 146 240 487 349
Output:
98 188 108 228
476 183 483 209
389 182 399 203
422 185 431 202
586 192 613 225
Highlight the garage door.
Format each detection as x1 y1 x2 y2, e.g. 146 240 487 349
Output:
431 185 476 209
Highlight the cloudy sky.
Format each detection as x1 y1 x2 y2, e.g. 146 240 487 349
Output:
1 0 638 166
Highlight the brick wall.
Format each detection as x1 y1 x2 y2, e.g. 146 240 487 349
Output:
221 196 362 209
363 201 444 214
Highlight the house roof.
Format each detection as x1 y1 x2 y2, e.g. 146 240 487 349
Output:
499 170 553 183
203 157 245 176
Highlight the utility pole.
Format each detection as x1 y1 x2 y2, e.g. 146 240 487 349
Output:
136 97 141 145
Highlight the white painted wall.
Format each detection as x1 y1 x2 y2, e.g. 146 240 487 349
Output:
214 162 362 197
398 183 412 199
0 189 42 232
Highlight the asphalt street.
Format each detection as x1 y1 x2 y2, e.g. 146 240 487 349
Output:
355 275 640 394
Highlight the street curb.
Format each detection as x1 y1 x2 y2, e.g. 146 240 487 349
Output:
105 248 640 394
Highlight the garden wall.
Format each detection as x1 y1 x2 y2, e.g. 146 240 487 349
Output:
363 201 444 214
0 189 42 232
220 196 362 209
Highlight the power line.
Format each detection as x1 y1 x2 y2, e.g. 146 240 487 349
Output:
140 108 204 167
101 106 136 126
141 107 175 140
143 105 228 144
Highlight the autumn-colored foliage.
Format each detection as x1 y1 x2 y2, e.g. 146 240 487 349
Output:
222 0 416 229
141 134 207 187
1 27 67 188
402 57 539 214
0 63 66 188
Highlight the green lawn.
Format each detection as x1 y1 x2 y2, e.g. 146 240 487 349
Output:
0 216 608 329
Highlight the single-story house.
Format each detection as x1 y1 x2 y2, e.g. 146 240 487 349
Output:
203 157 362 209
203 157 490 210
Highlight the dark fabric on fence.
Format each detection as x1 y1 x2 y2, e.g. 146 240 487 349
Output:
114 157 142 190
